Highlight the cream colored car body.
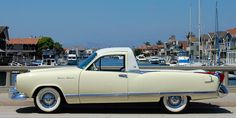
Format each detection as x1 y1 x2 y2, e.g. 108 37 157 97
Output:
16 47 220 104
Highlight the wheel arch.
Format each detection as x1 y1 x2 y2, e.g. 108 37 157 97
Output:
32 85 66 103
160 95 191 101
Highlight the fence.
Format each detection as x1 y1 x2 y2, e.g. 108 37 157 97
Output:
226 50 236 65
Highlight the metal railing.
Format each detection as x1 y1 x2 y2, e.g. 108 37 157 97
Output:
0 66 235 91
0 66 54 88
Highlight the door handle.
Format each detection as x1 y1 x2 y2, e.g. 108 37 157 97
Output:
119 74 128 78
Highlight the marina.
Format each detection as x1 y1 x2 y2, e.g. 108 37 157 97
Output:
1 0 236 116
0 0 236 92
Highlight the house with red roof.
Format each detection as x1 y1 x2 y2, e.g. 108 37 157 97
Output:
6 38 39 63
137 44 165 56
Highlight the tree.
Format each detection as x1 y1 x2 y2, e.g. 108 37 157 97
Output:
54 42 64 56
156 40 163 45
144 41 151 46
37 37 54 50
134 49 142 56
36 37 54 58
36 36 64 59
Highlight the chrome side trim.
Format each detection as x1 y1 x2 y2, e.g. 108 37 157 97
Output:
159 91 216 95
128 92 157 96
64 94 80 97
64 91 217 98
65 93 127 98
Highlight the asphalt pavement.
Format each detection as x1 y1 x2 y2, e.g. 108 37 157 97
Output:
0 93 236 118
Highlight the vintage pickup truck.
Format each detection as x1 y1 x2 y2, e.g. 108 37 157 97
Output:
9 47 228 113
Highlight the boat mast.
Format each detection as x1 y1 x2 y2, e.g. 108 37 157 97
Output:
215 1 220 65
189 4 192 60
198 0 201 62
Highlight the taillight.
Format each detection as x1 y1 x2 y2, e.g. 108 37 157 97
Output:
197 71 224 83
218 73 225 83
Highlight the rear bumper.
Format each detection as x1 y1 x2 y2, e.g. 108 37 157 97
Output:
9 88 28 100
218 84 228 98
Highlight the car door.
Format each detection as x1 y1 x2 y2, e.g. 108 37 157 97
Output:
79 54 128 103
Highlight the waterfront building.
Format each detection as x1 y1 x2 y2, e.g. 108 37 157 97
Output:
164 35 184 56
226 28 236 50
75 47 86 58
226 28 236 65
0 26 10 65
137 44 164 56
186 33 199 60
65 47 97 59
154 45 165 56
164 35 188 57
0 26 9 55
203 31 228 64
85 49 94 56
6 38 39 64
178 41 188 50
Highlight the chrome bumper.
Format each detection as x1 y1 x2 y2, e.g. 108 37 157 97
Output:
9 88 27 100
218 84 229 98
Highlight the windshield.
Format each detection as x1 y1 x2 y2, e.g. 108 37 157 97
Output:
78 52 97 69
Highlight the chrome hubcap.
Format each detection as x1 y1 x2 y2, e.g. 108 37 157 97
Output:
40 92 57 108
167 96 182 107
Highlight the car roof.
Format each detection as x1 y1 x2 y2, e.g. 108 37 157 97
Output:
96 47 132 55
95 47 139 71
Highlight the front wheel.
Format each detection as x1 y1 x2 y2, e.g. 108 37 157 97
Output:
34 87 62 112
162 96 189 113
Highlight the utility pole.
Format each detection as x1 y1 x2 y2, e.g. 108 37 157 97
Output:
198 0 201 62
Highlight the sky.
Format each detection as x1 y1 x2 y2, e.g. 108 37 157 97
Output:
1 0 236 48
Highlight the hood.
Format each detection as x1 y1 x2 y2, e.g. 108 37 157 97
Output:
29 66 79 73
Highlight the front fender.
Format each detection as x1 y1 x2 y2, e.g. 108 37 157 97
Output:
16 67 81 104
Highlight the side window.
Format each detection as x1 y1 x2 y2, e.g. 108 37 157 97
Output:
88 55 125 72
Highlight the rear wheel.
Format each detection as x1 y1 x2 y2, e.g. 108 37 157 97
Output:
162 96 188 113
34 87 62 112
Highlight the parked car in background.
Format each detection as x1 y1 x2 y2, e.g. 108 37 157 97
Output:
149 56 160 64
149 56 166 65
30 60 43 66
136 54 147 62
8 61 23 66
67 54 77 65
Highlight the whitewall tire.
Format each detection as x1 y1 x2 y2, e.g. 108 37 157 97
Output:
34 87 62 112
162 96 188 113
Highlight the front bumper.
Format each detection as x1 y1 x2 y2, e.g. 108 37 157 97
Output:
9 88 28 100
218 84 229 98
